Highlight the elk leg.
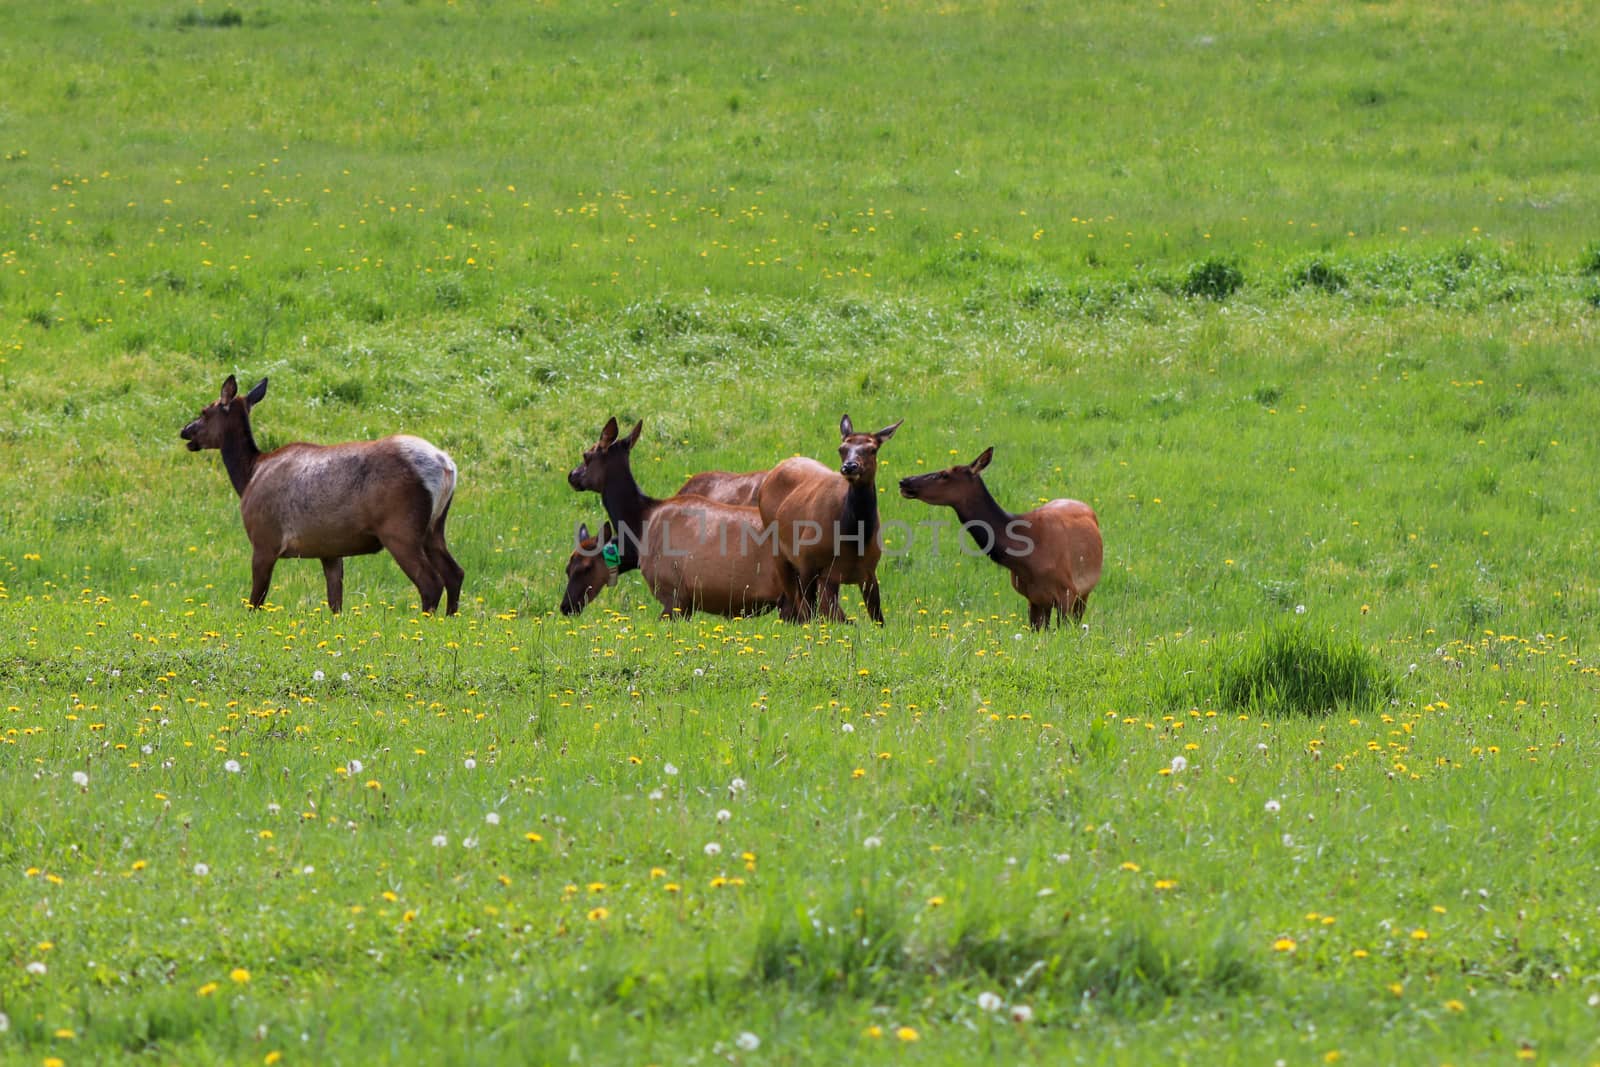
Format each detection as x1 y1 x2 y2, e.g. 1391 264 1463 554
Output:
776 562 807 623
381 531 446 615
248 549 278 609
1067 593 1089 622
860 576 884 626
321 557 345 614
1028 602 1051 631
430 505 464 615
818 580 848 623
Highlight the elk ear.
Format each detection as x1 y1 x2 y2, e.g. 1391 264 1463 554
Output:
220 374 239 405
621 420 642 450
873 418 904 442
602 521 615 543
577 522 591 544
244 377 268 408
840 414 855 438
598 417 620 446
970 446 993 473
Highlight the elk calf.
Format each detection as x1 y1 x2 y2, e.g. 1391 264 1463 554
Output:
899 447 1101 630
181 375 463 614
560 521 618 616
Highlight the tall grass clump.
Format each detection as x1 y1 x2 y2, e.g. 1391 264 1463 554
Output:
1210 623 1395 716
1181 258 1245 301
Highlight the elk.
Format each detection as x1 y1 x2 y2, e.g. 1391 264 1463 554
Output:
898 446 1102 630
566 417 781 618
180 374 464 615
757 414 901 624
560 521 618 616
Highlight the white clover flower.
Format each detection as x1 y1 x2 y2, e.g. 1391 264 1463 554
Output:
224 759 241 774
977 991 1003 1013
431 834 449 848
194 862 210 877
734 1032 760 1052
1265 799 1281 813
704 842 722 857
1169 755 1188 773
484 812 501 826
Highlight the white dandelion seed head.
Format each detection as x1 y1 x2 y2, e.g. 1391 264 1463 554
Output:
664 762 679 776
141 744 153 755
464 758 477 770
648 789 664 801
734 1032 760 1052
193 862 210 877
716 809 732 824
462 837 478 850
1169 755 1188 773
267 802 282 815
1281 833 1294 847
0 1011 8 1032
1265 798 1281 813
692 668 704 677
431 834 448 848
25 961 47 976
704 842 722 857
1258 742 1269 753
729 777 747 794
224 759 241 774
347 759 363 775
840 722 854 734
1010 1004 1034 1024
484 812 501 826
340 672 352 682
1294 604 1306 614
977 991 1003 1013
863 836 882 849
312 669 325 682
71 771 89 787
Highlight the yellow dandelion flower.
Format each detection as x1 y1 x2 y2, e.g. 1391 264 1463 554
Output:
230 968 251 984
587 907 609 921
524 832 543 843
198 981 220 996
54 1027 77 1039
926 895 945 908
863 1025 883 1039
895 1026 920 1043
1445 999 1465 1012
1410 928 1429 941
1273 938 1297 953
265 1052 284 1065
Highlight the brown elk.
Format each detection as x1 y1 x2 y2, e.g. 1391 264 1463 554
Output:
565 417 781 618
898 446 1102 630
757 414 902 624
180 374 464 615
560 521 618 616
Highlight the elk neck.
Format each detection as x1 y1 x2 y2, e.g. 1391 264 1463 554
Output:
839 475 880 547
221 418 262 498
953 477 1020 566
599 461 658 573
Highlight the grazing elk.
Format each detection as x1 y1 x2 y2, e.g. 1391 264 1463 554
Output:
898 446 1102 630
676 469 766 506
180 374 464 615
565 417 781 618
758 415 901 624
560 521 618 616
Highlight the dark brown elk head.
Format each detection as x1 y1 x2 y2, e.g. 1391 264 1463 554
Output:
898 446 992 505
837 414 902 484
560 521 618 616
568 416 643 492
181 374 268 451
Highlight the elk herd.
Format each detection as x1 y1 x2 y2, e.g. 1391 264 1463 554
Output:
182 375 1102 631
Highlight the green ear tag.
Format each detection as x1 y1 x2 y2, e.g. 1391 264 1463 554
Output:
602 543 621 570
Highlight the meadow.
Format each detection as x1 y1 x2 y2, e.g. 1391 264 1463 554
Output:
3 1 1600 1063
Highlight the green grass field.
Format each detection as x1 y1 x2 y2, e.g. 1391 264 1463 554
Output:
4 2 1600 1063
